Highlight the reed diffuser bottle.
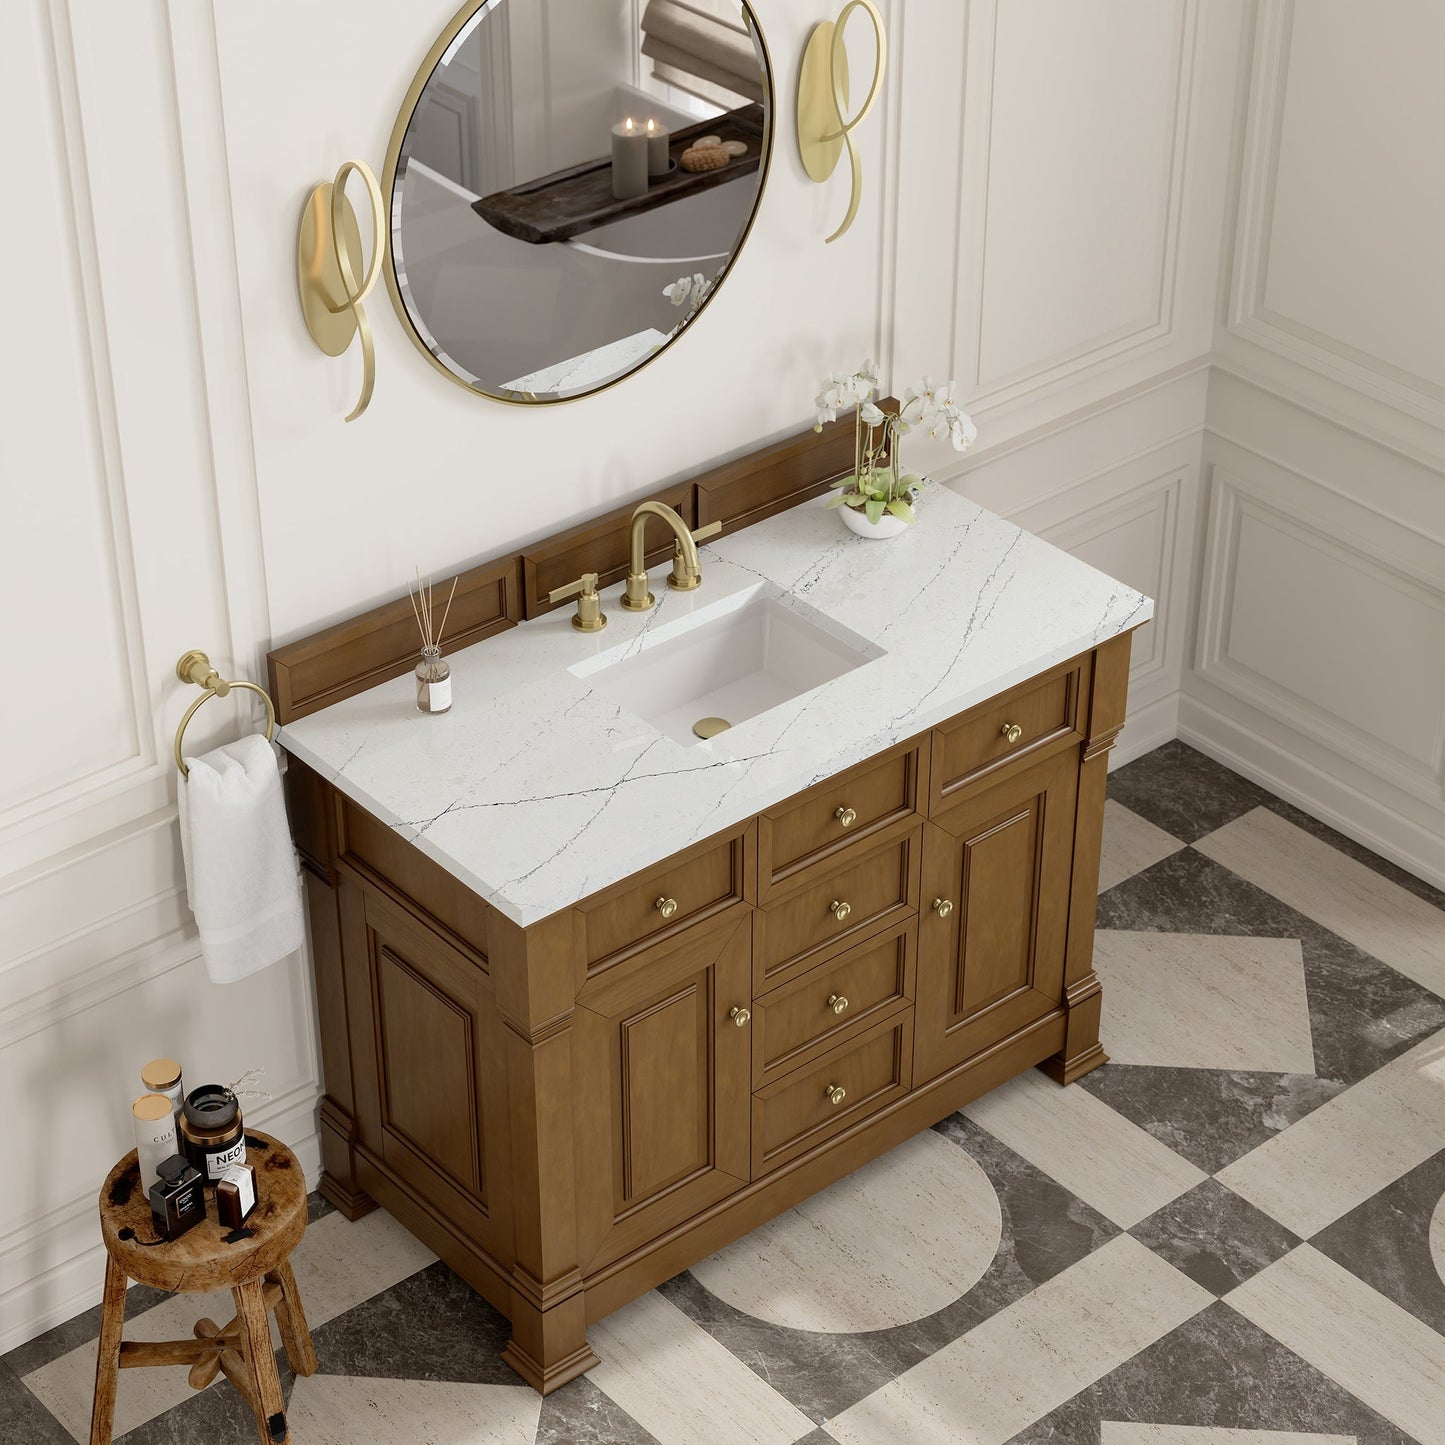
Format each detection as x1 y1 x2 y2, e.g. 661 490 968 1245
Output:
410 570 458 715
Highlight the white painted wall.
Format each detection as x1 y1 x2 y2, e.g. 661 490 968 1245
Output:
15 0 1441 1351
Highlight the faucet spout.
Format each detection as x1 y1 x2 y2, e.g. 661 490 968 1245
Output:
622 503 721 611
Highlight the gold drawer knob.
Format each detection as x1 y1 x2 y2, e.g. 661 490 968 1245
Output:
655 896 679 919
729 1006 751 1027
835 806 858 828
829 900 852 924
1001 722 1024 745
933 897 954 918
826 1084 847 1107
827 993 849 1016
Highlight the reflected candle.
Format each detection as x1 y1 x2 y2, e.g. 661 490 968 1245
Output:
611 117 649 200
645 118 671 177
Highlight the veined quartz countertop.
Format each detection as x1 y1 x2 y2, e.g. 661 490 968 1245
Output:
279 484 1153 927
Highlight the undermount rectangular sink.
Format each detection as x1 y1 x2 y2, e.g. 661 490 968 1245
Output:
573 585 883 746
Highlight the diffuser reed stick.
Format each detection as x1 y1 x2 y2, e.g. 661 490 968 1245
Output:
409 570 457 714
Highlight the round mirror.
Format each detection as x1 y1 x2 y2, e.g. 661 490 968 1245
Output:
383 0 774 405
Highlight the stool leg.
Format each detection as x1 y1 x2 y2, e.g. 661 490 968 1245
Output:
87 1254 127 1445
267 1262 317 1377
234 1280 289 1445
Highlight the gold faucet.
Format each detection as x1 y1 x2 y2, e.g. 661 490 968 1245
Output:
622 503 723 611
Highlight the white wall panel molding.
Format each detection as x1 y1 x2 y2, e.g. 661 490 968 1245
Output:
164 0 274 682
1226 0 1445 431
962 0 1195 403
1179 691 1445 895
1195 450 1445 808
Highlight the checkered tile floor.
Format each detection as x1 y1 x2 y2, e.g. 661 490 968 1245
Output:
7 743 1445 1444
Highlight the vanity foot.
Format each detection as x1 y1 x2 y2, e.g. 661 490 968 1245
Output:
1038 1041 1108 1086
500 1337 600 1396
317 1172 377 1221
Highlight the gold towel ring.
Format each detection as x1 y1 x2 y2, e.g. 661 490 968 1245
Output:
174 650 278 780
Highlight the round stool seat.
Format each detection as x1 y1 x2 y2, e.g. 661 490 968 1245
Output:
89 1130 316 1445
98 1131 307 1294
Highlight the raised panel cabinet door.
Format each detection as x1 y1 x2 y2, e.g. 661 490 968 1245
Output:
337 865 511 1259
573 908 753 1274
915 749 1079 1083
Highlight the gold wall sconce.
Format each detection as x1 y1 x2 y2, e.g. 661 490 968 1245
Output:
796 0 888 244
296 160 386 422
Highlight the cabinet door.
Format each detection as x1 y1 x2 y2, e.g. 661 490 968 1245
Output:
915 749 1078 1083
338 866 512 1260
573 907 752 1273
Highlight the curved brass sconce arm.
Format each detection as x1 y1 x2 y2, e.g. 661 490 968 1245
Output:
296 159 386 421
797 0 888 244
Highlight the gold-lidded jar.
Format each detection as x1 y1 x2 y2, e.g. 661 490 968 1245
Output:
140 1058 183 1124
178 1084 246 1183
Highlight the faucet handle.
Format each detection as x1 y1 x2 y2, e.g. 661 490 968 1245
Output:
548 572 607 633
692 521 723 544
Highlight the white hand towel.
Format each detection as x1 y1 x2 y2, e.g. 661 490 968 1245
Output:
178 733 305 985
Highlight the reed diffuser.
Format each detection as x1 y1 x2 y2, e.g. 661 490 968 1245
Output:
409 570 458 715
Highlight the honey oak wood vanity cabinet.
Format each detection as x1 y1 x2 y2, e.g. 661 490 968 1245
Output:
286 632 1131 1394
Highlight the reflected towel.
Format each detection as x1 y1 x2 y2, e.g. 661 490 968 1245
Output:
179 734 305 985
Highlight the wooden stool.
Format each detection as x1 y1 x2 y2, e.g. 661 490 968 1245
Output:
88 1130 317 1445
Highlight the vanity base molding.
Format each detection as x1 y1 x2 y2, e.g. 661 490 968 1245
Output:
286 633 1132 1393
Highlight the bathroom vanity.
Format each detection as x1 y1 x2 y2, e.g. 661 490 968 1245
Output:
271 429 1151 1394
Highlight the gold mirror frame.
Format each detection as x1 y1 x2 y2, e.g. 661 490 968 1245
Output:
380 0 776 408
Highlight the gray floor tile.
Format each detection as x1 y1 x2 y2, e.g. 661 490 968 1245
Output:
1129 1178 1302 1294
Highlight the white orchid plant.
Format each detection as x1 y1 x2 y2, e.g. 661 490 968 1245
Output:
814 362 978 526
662 270 721 329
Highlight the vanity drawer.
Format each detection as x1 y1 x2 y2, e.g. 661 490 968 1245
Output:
753 821 921 994
752 920 915 1090
930 659 1088 812
577 821 754 973
752 1012 913 1175
758 740 925 899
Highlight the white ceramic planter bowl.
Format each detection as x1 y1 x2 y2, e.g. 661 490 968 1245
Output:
839 504 909 540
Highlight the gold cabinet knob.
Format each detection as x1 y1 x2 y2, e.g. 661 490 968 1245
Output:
729 1006 751 1028
1001 722 1024 745
827 994 849 1016
656 896 679 919
932 897 954 919
826 1084 847 1107
829 900 852 924
835 806 858 828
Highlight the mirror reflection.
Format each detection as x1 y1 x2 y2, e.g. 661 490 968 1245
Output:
386 0 773 404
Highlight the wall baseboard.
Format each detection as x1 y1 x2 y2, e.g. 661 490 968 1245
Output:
1111 689 1181 772
0 1087 321 1357
1179 692 1445 894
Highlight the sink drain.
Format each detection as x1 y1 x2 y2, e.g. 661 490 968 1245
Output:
693 716 732 740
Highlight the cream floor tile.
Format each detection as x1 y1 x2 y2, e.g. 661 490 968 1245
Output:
1196 808 1445 998
690 1130 1002 1333
1216 1028 1445 1237
1226 1245 1445 1445
1102 1427 1355 1444
962 1068 1206 1228
1094 931 1314 1073
827 1235 1212 1445
1098 801 1186 893
587 1290 814 1445
285 1374 541 1444
22 1207 436 1443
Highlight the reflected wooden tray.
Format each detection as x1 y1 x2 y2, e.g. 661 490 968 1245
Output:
472 103 765 245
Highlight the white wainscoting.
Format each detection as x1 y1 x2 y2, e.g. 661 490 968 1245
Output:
1184 395 1445 893
0 0 320 1352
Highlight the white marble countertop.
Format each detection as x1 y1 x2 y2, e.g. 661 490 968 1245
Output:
279 484 1152 928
